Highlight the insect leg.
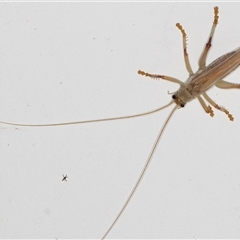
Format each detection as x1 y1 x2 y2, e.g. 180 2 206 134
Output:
138 70 183 85
197 95 214 117
176 23 193 76
202 92 234 121
198 6 219 69
215 79 240 89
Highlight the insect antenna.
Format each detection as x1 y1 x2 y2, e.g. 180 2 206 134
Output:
0 97 177 238
0 101 174 127
101 104 178 239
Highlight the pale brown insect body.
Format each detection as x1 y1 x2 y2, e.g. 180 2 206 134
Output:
138 6 238 122
1 6 240 239
169 47 240 116
175 47 240 105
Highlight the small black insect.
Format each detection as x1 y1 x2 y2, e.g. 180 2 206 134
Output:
62 174 68 181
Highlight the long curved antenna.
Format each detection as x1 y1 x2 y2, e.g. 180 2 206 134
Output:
102 104 178 239
0 101 174 127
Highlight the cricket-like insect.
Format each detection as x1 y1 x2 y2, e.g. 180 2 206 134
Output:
1 6 240 238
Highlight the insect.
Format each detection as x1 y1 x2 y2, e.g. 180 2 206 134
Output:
62 174 68 181
1 5 240 239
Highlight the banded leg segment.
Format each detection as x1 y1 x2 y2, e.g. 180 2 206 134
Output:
176 23 193 76
198 6 219 69
138 70 183 85
215 79 240 89
202 92 234 121
197 95 214 117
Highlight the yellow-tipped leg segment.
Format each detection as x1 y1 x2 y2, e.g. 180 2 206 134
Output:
215 79 240 89
202 92 234 121
198 95 214 117
198 6 219 69
138 70 183 85
176 23 193 76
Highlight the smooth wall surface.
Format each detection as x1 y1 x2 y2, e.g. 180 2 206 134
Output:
1 2 240 238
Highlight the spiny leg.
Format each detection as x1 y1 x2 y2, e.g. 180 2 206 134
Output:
202 92 234 121
215 79 240 89
197 95 214 117
137 70 183 85
176 23 193 76
198 6 219 69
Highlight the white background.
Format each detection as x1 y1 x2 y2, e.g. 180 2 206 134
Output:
1 2 240 239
